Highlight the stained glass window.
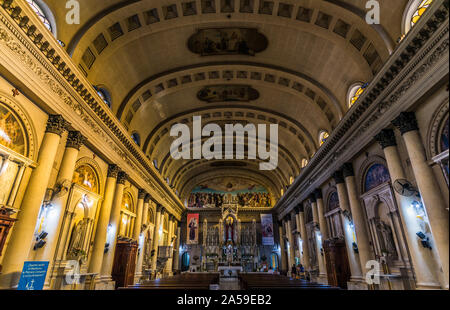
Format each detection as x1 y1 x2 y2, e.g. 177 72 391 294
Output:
319 131 330 146
95 87 111 108
26 0 52 32
350 83 368 107
131 132 141 146
301 159 308 168
411 0 434 27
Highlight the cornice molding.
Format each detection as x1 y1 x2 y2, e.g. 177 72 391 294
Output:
0 0 184 219
276 0 449 219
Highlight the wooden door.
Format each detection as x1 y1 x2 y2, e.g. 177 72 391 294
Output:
323 238 350 289
112 240 138 289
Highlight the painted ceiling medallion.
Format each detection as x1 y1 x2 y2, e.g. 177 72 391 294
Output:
188 28 268 56
197 85 260 103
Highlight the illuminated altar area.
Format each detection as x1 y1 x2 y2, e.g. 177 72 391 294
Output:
179 178 280 275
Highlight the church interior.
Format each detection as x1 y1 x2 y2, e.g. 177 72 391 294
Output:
0 0 448 291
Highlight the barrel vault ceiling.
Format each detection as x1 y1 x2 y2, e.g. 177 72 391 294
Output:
45 0 408 204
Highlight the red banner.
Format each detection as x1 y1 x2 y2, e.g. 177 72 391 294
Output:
187 213 199 244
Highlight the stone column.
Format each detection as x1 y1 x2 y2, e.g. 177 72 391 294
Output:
0 115 66 289
88 165 119 277
342 163 374 280
35 132 85 263
285 215 295 273
375 129 441 289
100 171 127 284
296 206 311 271
133 190 146 241
133 190 147 283
310 195 326 279
165 215 175 274
315 189 329 240
392 113 449 289
277 221 287 273
332 170 362 281
173 223 181 273
151 205 164 275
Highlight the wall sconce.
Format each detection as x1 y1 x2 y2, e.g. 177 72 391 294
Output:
104 242 110 254
33 231 48 250
416 232 432 250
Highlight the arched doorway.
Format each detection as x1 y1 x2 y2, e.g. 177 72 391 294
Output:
181 252 190 272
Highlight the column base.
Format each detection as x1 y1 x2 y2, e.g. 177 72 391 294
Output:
347 276 369 290
415 282 443 290
0 271 21 290
93 275 116 290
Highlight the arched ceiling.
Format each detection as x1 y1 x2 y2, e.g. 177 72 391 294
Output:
44 0 410 207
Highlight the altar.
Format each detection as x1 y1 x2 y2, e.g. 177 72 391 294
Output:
218 265 243 277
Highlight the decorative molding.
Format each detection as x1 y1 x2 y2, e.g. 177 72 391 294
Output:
66 131 86 150
45 114 67 136
117 171 128 185
374 129 397 149
427 96 449 157
392 112 419 135
276 0 449 219
0 2 184 218
107 164 120 178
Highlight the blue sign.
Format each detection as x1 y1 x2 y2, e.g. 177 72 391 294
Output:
17 261 49 290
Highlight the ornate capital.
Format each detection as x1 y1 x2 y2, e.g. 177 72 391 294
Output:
294 206 300 214
107 164 120 178
392 112 419 135
332 170 344 184
144 193 151 203
342 163 355 178
374 129 397 149
284 214 291 222
45 114 67 136
314 189 323 200
156 204 164 214
66 131 86 150
309 193 316 203
138 189 147 200
117 171 128 185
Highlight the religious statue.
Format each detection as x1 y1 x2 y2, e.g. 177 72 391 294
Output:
67 219 88 260
376 221 397 257
225 217 234 243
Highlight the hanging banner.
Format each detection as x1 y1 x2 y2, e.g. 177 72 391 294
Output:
261 214 274 245
187 213 199 244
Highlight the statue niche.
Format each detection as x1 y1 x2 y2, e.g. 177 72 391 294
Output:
224 216 235 244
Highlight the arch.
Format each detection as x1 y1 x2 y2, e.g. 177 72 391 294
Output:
26 0 57 37
305 204 313 224
402 0 435 35
327 191 340 212
72 163 100 194
363 163 391 193
122 191 135 213
347 82 368 108
427 97 449 158
0 92 38 160
148 207 155 224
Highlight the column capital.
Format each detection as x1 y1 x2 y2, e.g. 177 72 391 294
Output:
332 170 345 184
284 214 291 222
138 189 147 200
156 204 164 214
45 115 68 136
342 163 355 178
117 171 128 185
296 205 304 213
314 189 323 200
107 164 120 178
374 129 397 149
309 193 316 203
144 194 152 203
66 131 86 150
277 220 283 227
392 112 419 135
